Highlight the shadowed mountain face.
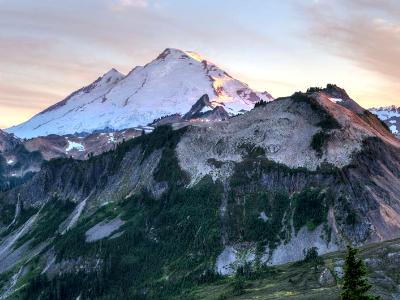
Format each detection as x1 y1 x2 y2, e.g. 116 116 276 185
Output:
0 85 399 299
0 130 43 191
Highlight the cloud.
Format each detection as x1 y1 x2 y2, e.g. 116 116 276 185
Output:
302 0 400 82
111 0 148 11
0 0 279 128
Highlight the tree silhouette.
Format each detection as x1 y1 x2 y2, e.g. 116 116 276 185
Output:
341 246 380 300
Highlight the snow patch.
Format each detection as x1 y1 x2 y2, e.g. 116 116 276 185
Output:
6 159 14 165
329 97 343 103
390 125 398 134
108 133 115 144
66 140 85 152
200 106 213 113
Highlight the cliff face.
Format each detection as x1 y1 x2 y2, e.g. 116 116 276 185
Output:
176 90 400 270
0 89 399 299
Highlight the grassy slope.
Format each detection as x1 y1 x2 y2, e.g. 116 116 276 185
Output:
190 238 400 300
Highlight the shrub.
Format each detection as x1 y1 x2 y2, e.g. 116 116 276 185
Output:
311 131 330 157
292 188 330 232
254 100 268 108
307 87 323 93
207 158 223 168
317 117 341 130
291 92 341 130
303 247 324 265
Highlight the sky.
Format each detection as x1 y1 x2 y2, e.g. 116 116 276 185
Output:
0 0 399 129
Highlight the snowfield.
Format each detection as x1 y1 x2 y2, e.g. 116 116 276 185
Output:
369 105 400 137
7 48 273 139
66 140 85 152
329 97 343 103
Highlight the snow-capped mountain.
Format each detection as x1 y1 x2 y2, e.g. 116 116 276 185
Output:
7 48 273 139
369 105 400 138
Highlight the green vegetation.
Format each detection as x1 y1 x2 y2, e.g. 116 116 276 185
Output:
311 131 330 157
189 238 400 300
317 117 341 131
111 124 187 172
230 156 310 189
303 247 324 266
16 125 223 299
153 127 189 186
0 144 42 192
341 246 380 300
228 155 336 251
19 176 223 299
227 190 291 250
207 158 224 168
292 188 331 232
0 202 15 227
14 198 75 249
306 87 323 93
378 118 391 133
0 203 38 238
361 110 392 134
9 144 42 169
0 124 369 300
291 92 341 130
238 143 265 159
191 259 339 300
254 100 268 108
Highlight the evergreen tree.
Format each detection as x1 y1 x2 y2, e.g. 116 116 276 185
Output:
341 246 380 300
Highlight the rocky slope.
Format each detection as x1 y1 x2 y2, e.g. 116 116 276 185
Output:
369 105 400 138
0 85 399 299
23 128 142 161
6 49 272 139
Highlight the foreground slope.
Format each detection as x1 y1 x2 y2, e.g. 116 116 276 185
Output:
7 49 272 139
0 86 399 299
192 237 400 300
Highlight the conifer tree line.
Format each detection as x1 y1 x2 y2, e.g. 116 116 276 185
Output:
341 246 380 300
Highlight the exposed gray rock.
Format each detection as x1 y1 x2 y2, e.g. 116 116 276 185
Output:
85 217 124 243
319 268 336 286
263 225 338 265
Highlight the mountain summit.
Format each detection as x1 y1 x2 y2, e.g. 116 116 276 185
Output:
7 48 273 139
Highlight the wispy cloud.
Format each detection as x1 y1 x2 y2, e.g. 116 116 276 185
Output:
303 0 400 81
111 0 149 11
